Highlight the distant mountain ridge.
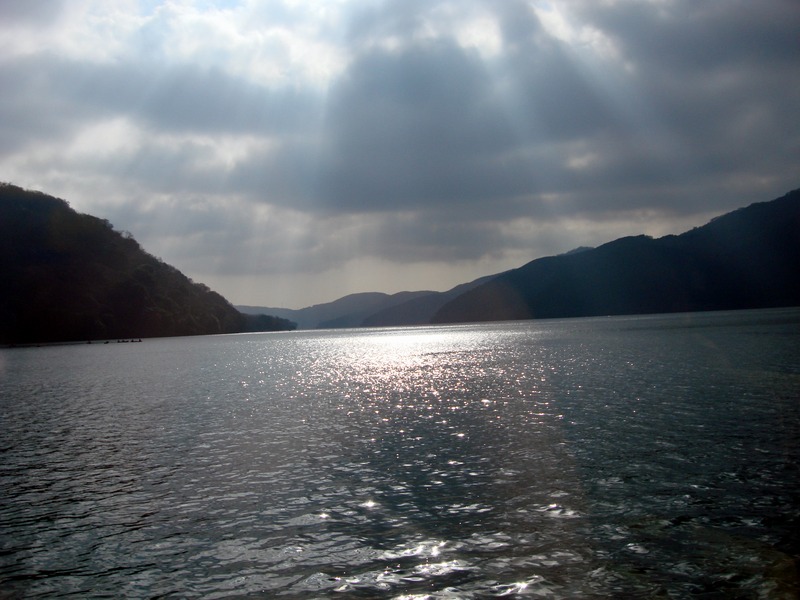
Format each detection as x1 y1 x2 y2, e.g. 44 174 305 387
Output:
12 181 791 342
0 183 295 344
432 189 800 323
237 276 500 329
360 273 503 327
245 189 800 328
238 290 433 329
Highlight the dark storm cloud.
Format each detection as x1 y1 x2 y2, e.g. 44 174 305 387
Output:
564 1 800 149
0 54 318 149
577 0 800 74
5 0 796 219
313 0 615 214
0 57 91 155
124 65 319 135
361 212 513 262
316 40 530 212
0 0 66 26
1 0 798 305
310 0 799 225
490 0 629 140
491 0 799 213
225 139 322 206
593 1 786 131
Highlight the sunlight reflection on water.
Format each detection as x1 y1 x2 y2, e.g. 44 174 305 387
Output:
1 310 799 597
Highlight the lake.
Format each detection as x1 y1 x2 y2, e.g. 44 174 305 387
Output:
1 308 799 598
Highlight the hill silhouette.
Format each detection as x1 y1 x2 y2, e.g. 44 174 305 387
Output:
0 184 295 344
359 273 502 327
432 189 800 324
236 280 501 330
238 190 800 329
238 290 433 329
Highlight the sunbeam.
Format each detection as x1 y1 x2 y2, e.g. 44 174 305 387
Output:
0 0 797 307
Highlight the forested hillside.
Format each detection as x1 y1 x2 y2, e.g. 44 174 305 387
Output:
433 189 800 324
0 184 294 344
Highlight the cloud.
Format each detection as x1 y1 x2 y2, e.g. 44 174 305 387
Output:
0 55 319 137
0 0 798 307
317 39 525 212
0 0 67 26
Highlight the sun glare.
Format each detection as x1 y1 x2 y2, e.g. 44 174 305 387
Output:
362 329 451 367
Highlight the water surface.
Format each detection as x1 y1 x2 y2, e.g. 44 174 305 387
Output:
1 309 799 597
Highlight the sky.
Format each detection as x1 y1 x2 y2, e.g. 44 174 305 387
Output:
1 0 798 309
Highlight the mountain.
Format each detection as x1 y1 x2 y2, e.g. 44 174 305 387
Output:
238 290 433 329
0 183 295 344
236 277 507 330
360 255 611 327
432 189 800 324
360 273 501 327
316 291 433 328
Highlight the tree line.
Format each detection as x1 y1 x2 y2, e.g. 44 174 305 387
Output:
0 183 295 345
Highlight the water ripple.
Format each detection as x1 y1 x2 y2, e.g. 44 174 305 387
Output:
1 311 799 597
